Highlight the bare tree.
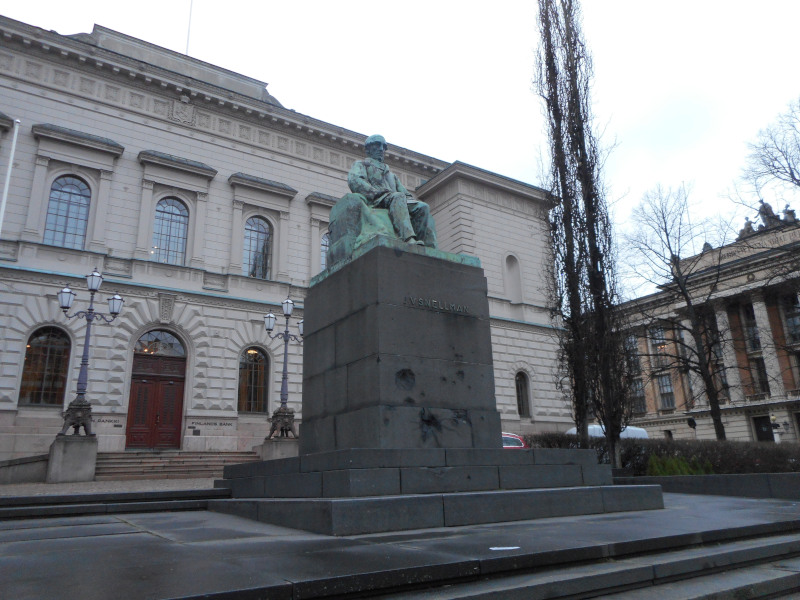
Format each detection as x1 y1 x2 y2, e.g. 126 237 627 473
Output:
535 0 633 465
744 97 800 197
625 185 733 440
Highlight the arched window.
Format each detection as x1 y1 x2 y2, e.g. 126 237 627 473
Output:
243 217 272 279
515 371 531 418
504 255 523 304
19 327 71 406
238 347 269 413
320 232 330 271
152 198 189 265
134 330 186 356
43 176 91 249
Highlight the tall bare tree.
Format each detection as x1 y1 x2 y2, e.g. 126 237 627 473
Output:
744 97 800 198
535 0 633 464
625 185 731 440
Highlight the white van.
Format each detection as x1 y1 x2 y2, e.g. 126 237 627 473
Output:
565 424 649 439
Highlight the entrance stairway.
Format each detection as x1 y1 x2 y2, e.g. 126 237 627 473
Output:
94 451 259 480
371 530 800 599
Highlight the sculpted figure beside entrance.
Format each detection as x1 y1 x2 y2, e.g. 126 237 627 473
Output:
326 134 438 267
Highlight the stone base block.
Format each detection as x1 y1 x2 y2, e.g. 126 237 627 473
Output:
252 438 299 461
209 485 664 536
222 448 614 498
46 435 97 483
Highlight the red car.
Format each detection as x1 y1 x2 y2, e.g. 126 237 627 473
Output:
501 432 529 448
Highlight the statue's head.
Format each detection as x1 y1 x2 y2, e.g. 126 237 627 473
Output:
365 134 387 161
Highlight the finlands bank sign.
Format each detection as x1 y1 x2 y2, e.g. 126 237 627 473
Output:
403 296 469 314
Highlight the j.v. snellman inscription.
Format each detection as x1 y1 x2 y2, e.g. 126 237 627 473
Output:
403 296 469 314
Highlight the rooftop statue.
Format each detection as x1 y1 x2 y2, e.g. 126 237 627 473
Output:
758 200 783 228
325 134 438 267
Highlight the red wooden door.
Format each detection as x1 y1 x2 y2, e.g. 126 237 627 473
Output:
126 355 185 449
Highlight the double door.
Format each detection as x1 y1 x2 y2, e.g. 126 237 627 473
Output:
125 355 185 449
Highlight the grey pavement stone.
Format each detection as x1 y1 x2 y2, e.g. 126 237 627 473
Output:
2 494 800 599
300 449 447 472
229 476 266 498
261 472 323 498
323 468 401 497
602 485 665 513
400 466 500 494
531 448 598 466
582 464 614 485
499 464 583 489
443 487 606 527
445 448 534 466
223 456 300 479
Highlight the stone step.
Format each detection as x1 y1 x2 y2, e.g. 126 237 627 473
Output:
374 533 800 599
210 484 663 536
0 488 231 519
93 451 258 480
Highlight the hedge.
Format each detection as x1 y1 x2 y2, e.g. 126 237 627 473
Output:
524 432 800 476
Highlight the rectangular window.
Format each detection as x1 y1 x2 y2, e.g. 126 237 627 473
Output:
625 334 641 375
649 326 669 370
750 357 771 395
631 378 646 414
656 373 675 410
783 294 800 344
742 303 761 352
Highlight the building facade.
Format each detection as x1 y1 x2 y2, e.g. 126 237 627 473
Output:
623 208 800 443
0 16 569 460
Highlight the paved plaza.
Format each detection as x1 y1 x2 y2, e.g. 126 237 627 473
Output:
1 490 800 599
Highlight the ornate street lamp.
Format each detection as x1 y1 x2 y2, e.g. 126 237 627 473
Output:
56 268 124 436
264 297 303 439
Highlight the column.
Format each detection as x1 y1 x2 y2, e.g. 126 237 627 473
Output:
22 156 50 241
680 319 706 407
751 292 786 399
714 302 745 404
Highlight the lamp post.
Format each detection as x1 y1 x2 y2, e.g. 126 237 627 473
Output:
264 297 303 439
56 268 124 436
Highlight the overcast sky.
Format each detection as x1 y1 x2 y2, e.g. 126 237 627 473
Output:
2 0 799 231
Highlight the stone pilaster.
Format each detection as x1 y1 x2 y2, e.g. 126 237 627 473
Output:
751 293 785 399
713 303 745 404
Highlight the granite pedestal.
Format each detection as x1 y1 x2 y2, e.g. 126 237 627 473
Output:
216 241 663 534
46 434 97 483
300 240 501 454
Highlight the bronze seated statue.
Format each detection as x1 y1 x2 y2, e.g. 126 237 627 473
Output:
326 134 438 268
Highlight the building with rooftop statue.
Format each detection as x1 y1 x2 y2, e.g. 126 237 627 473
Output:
622 202 800 443
0 15 568 460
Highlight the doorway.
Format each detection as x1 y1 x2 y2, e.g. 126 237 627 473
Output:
125 330 186 449
752 415 775 442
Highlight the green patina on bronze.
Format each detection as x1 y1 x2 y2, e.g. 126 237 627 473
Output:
326 134 440 268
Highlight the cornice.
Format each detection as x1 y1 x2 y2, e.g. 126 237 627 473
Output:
0 16 448 177
228 172 297 199
138 150 217 180
418 161 550 206
32 123 124 156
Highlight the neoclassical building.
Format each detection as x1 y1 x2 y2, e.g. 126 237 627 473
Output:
622 207 800 443
0 16 568 460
